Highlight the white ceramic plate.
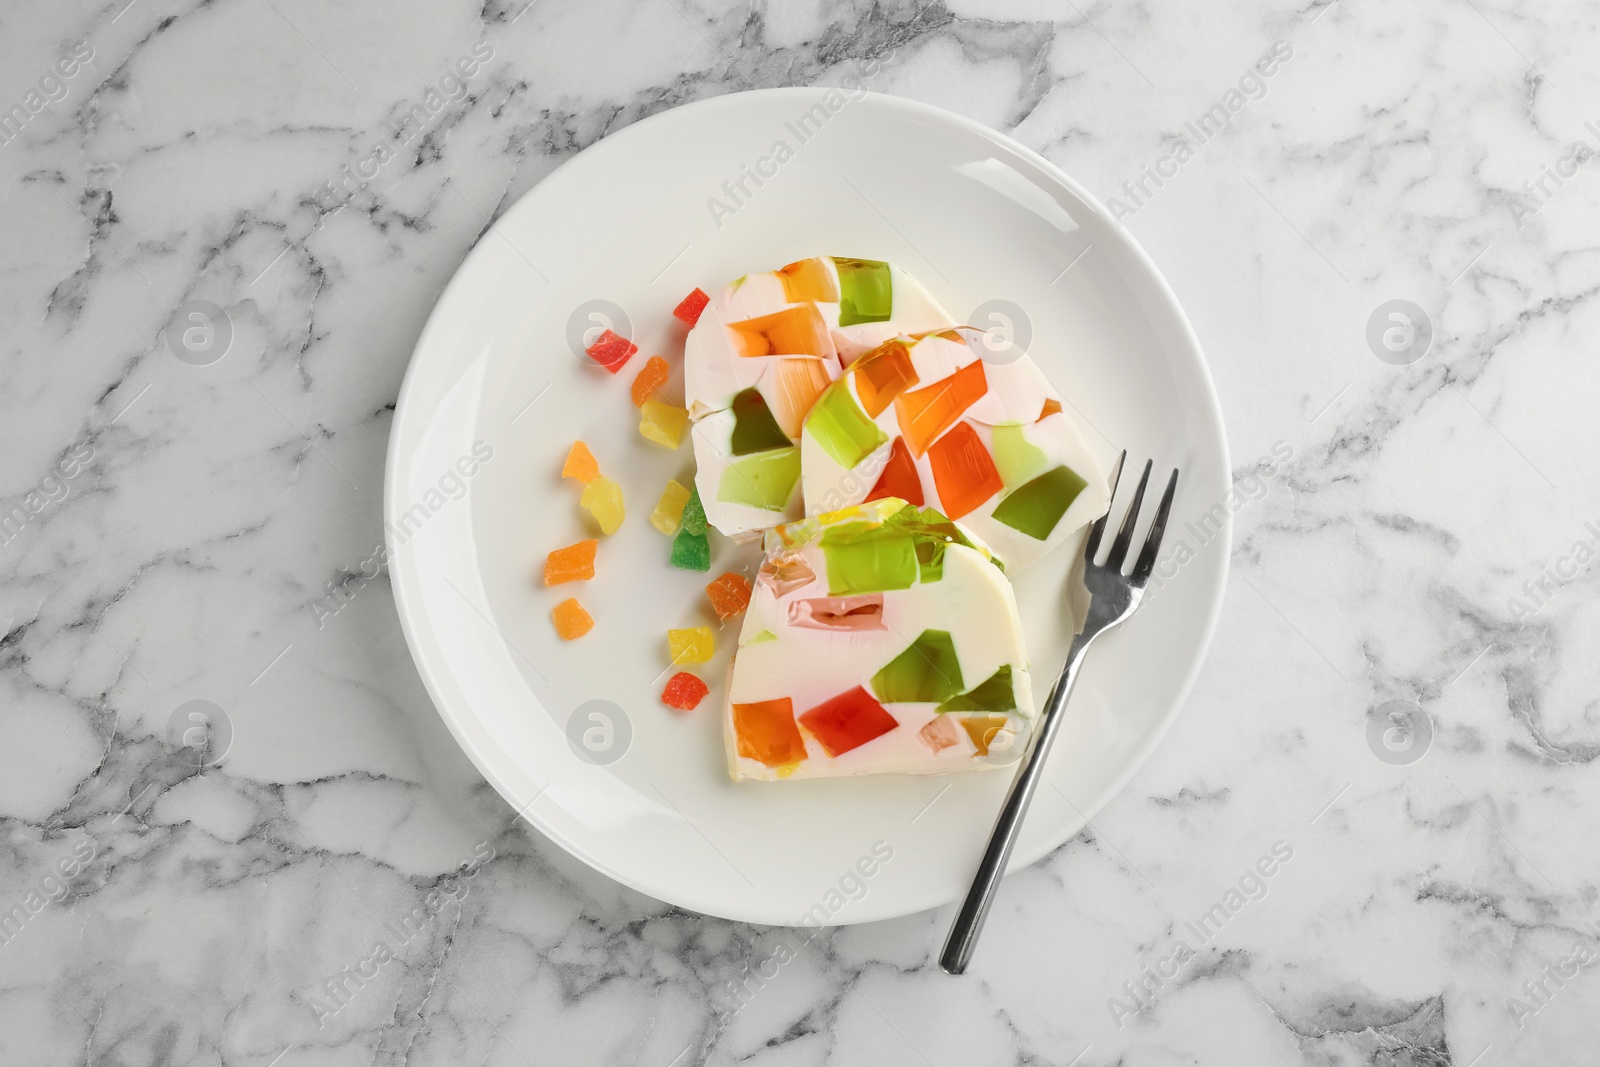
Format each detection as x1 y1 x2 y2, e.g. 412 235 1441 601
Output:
386 89 1229 926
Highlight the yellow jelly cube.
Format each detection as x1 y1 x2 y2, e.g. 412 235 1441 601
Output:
639 398 689 450
668 626 715 664
579 476 625 535
650 479 692 535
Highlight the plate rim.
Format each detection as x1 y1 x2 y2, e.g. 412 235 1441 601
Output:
384 86 1232 925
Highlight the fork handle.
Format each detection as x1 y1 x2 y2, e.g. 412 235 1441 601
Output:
939 631 1094 975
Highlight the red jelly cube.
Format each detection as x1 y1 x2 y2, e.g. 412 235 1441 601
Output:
586 328 638 374
661 671 710 712
798 685 899 757
673 287 710 326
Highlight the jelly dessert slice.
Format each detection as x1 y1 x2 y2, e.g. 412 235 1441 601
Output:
718 447 801 511
832 257 892 326
992 422 1050 488
864 436 924 507
728 303 834 358
661 671 710 711
990 465 1089 541
764 358 832 439
787 594 885 631
853 339 918 417
732 697 808 767
670 528 711 571
936 665 1018 714
668 626 715 664
650 479 692 535
806 382 887 469
673 287 710 326
895 360 987 456
729 388 792 455
870 629 965 704
579 476 625 534
798 686 899 757
821 525 917 596
639 398 689 449
562 440 601 483
544 539 597 585
778 257 841 303
927 421 1003 520
631 355 670 407
756 549 815 596
551 598 593 640
705 572 753 620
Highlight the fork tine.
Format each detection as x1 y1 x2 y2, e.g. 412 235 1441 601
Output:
1105 459 1153 571
1132 468 1179 582
1083 450 1126 562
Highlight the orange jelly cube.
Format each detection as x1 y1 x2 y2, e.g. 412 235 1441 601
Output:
630 355 670 407
895 360 987 456
543 539 597 585
551 598 593 640
864 436 924 507
927 422 1003 519
732 697 808 767
764 357 832 438
728 304 835 358
561 440 601 483
778 257 841 302
853 339 919 417
1038 397 1063 420
704 571 753 620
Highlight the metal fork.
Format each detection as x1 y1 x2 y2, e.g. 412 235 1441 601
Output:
939 452 1179 975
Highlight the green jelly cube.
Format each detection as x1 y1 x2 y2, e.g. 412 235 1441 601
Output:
669 528 711 571
992 422 1050 488
806 382 886 469
915 539 945 584
718 447 801 511
936 665 1018 714
870 629 965 704
730 388 792 456
991 465 1087 541
746 629 778 645
680 486 707 536
823 529 918 595
832 257 892 326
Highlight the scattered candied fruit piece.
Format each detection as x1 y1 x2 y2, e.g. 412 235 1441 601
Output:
639 398 689 449
579 476 625 535
650 479 692 535
670 528 711 571
732 697 807 767
668 626 715 664
551 598 593 640
544 539 597 585
673 287 710 326
704 572 753 620
661 671 710 712
631 355 670 407
679 487 707 536
561 440 601 483
585 328 637 374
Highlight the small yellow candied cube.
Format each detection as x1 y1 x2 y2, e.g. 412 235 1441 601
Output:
650 479 692 535
639 398 689 450
668 626 715 664
579 476 625 535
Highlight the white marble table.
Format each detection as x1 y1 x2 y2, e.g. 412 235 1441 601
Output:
3 0 1597 1063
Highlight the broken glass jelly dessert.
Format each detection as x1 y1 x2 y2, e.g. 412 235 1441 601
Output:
722 498 1035 780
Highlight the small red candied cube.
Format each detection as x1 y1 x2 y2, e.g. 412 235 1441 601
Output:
586 328 638 374
661 671 710 712
798 685 898 757
673 287 710 327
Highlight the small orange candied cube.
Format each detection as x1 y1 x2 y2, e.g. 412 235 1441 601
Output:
551 598 593 639
704 572 753 621
544 539 597 585
631 355 671 407
562 441 601 483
